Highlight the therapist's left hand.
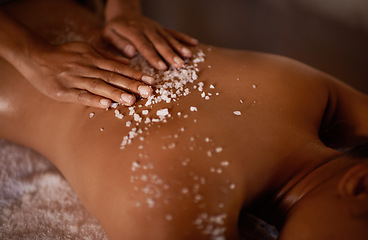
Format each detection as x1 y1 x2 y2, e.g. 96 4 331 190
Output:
102 3 198 70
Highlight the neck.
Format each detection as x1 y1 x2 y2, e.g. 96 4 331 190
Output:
255 143 343 227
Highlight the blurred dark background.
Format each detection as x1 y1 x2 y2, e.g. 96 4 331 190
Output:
141 0 368 92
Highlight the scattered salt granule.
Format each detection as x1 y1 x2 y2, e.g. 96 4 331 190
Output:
210 84 215 89
126 121 132 127
133 113 142 122
221 161 229 167
110 102 119 108
182 188 189 194
233 111 242 116
252 84 257 89
116 49 205 148
129 107 135 116
100 128 104 132
215 147 223 153
146 198 155 208
89 112 95 118
229 183 235 190
190 106 198 112
240 100 244 104
114 109 124 119
156 108 169 117
207 151 212 157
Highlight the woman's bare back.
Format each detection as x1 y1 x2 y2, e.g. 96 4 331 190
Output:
1 0 368 239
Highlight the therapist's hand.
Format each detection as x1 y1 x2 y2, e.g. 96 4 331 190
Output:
22 41 155 108
103 0 198 70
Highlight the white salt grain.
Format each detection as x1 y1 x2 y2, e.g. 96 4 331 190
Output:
233 111 242 116
89 112 95 118
215 147 223 153
142 110 149 115
156 108 169 117
190 106 198 112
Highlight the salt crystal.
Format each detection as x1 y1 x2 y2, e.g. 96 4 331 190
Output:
156 108 169 117
207 151 212 157
110 102 119 108
240 100 244 103
182 188 189 194
114 109 124 119
205 96 210 100
126 121 132 127
146 198 155 208
233 111 242 116
229 183 235 189
221 161 229 166
134 113 142 122
210 84 215 89
100 128 104 131
190 106 198 112
215 147 223 153
252 84 257 89
89 112 95 118
142 110 149 115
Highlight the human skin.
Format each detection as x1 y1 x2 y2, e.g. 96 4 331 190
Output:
1 0 368 239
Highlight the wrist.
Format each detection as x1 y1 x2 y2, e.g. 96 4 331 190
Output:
104 0 142 22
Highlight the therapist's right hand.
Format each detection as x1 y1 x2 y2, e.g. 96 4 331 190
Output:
20 41 155 108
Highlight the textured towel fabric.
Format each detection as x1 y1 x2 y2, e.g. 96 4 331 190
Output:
0 139 108 240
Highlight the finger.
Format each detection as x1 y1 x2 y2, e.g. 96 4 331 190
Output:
76 69 153 100
93 57 155 85
103 27 137 58
110 24 167 70
96 46 131 65
145 29 185 68
62 89 112 109
75 77 139 106
165 29 199 46
158 28 193 58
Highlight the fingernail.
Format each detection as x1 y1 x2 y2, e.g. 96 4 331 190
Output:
191 38 199 45
142 75 155 85
158 61 167 70
124 45 136 57
181 47 191 57
138 85 153 98
100 99 110 106
174 56 184 67
121 93 134 105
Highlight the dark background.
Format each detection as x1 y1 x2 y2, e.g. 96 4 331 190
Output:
142 0 368 92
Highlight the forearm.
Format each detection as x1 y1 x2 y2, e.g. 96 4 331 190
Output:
0 7 44 68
